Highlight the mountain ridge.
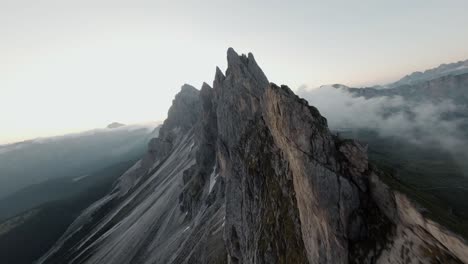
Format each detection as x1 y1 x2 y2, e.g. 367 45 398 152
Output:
342 72 468 105
311 58 468 106
38 48 468 264
387 59 468 88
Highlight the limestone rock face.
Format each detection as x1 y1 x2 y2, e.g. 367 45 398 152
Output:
38 49 468 264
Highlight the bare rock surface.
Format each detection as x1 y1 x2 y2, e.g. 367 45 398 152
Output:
39 49 468 264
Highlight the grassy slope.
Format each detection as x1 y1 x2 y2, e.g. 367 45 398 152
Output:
0 160 134 264
340 129 468 239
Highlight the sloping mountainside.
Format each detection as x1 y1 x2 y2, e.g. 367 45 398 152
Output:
297 59 468 256
39 49 468 264
0 161 135 264
0 124 159 199
0 157 147 222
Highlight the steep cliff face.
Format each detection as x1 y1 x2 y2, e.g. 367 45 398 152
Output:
39 49 468 264
38 84 226 264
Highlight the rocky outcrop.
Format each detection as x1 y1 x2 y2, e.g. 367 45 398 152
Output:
38 49 468 264
107 122 125 129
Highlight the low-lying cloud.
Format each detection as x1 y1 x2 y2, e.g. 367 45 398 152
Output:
297 85 468 174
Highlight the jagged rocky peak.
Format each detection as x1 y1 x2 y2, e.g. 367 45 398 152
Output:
38 48 468 264
159 83 201 140
196 48 468 264
216 49 370 263
224 48 269 93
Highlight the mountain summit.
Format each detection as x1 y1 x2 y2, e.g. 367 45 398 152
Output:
39 49 468 264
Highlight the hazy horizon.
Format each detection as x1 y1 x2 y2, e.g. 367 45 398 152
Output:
2 0 468 144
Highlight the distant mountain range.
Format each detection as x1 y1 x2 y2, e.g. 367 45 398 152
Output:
323 59 468 105
386 59 468 88
338 73 468 106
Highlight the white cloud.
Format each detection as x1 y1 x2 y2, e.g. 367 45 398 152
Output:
297 85 468 174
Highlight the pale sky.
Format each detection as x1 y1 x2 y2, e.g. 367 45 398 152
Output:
2 0 468 144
